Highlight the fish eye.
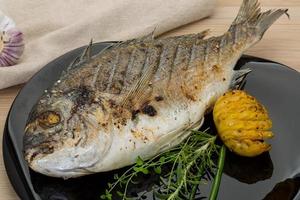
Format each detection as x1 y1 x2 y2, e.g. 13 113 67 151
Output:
38 111 61 128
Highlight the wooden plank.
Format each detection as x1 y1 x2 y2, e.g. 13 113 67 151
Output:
0 85 22 200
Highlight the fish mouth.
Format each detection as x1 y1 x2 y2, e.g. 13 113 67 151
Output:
29 158 92 178
23 123 56 164
24 144 55 164
24 137 104 178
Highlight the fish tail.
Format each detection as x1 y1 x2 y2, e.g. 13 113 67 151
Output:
228 0 288 44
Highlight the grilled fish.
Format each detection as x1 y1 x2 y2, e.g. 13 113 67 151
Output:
24 0 288 178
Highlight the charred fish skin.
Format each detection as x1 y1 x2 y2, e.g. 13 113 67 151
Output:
24 0 288 178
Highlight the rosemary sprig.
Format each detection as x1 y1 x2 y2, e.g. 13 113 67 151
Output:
101 130 222 200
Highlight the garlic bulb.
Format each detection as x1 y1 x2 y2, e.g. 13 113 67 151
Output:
0 14 24 67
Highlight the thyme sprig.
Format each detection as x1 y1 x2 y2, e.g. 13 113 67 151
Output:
101 130 223 200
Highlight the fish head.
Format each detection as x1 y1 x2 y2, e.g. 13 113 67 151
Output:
23 88 110 178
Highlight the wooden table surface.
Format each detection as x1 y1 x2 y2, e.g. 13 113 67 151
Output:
0 0 299 199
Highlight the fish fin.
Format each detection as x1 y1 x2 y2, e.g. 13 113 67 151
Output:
67 40 116 72
231 68 252 89
192 116 205 130
142 27 157 41
67 39 93 71
121 64 155 107
196 29 210 39
229 0 288 40
158 117 204 153
168 29 210 41
80 39 93 62
60 41 114 79
191 29 210 40
115 28 157 48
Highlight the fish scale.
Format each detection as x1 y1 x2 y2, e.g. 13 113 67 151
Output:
23 0 288 178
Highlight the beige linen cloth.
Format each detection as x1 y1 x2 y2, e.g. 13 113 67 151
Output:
0 0 216 89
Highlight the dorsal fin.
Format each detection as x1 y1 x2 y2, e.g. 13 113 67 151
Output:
79 39 93 62
67 39 93 70
167 29 210 41
60 40 115 80
141 27 157 41
115 28 157 48
195 29 210 39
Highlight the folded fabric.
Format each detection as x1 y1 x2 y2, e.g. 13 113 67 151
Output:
0 0 216 89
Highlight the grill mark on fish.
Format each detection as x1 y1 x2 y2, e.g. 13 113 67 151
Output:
121 48 136 93
91 62 101 88
219 36 226 58
144 44 163 77
109 49 132 94
173 43 189 69
232 25 238 44
187 43 196 69
153 42 176 82
188 39 204 66
168 45 179 84
217 38 222 63
172 43 182 65
105 51 120 92
94 51 116 91
154 43 167 75
122 46 147 93
207 37 221 65
204 40 209 62
148 43 163 78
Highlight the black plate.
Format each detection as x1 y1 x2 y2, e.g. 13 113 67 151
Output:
3 42 300 200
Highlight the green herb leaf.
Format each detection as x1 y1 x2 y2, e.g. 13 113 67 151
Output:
136 156 144 166
116 191 123 197
159 156 166 163
154 166 161 174
113 174 119 180
140 168 149 174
